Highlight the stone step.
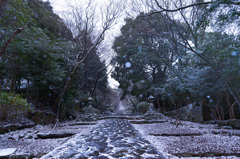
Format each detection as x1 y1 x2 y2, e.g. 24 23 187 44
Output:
130 120 168 124
68 122 98 126
98 116 144 120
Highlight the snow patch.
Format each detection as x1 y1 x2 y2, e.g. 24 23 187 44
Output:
133 116 240 158
0 148 16 156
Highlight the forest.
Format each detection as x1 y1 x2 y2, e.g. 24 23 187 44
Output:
0 0 240 158
0 0 117 121
0 0 240 122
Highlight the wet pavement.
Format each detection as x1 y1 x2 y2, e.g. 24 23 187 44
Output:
41 118 166 159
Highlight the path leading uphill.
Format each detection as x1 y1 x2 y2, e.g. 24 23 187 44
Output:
41 118 166 159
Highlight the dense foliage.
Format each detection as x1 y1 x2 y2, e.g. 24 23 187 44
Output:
0 0 109 120
0 92 31 120
112 1 240 119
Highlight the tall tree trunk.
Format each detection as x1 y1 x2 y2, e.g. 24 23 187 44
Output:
10 76 16 93
230 101 236 119
56 62 81 120
225 88 237 119
55 38 104 120
91 72 100 96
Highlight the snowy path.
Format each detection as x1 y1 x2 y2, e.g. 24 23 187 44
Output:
41 118 166 159
118 101 125 111
116 100 127 115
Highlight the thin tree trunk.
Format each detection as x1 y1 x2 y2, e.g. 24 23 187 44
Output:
128 95 137 112
10 80 14 93
231 105 235 119
230 101 236 119
216 107 222 121
26 78 29 100
220 107 224 120
56 61 81 120
94 91 99 110
210 106 217 120
91 72 100 96
55 32 106 121
10 76 16 93
56 75 74 119
5 79 9 92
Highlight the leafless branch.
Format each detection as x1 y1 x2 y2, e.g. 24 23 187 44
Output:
0 19 31 57
154 0 211 13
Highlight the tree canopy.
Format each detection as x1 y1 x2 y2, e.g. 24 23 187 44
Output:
112 0 240 119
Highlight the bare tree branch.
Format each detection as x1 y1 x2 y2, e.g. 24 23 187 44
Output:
154 0 211 13
151 0 239 15
0 19 31 57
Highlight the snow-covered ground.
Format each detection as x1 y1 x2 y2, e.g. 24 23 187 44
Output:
133 115 240 159
0 115 240 158
0 120 98 157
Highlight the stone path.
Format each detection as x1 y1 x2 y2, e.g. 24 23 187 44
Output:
41 118 166 159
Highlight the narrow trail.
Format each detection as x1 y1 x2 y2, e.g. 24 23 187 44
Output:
41 118 166 159
115 100 127 115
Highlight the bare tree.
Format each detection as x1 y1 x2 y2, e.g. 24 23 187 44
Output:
54 0 124 125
